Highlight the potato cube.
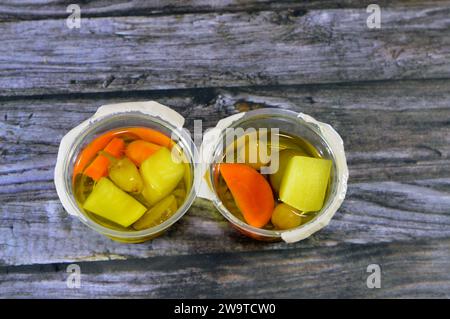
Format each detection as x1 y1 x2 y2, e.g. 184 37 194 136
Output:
279 156 332 212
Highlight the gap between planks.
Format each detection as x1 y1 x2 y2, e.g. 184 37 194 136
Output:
0 0 448 22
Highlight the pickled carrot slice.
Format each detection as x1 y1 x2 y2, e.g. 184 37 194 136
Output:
103 137 125 158
219 163 274 228
83 155 110 181
125 140 162 166
72 127 174 183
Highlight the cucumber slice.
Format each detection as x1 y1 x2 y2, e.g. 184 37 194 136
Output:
83 177 147 227
133 195 178 230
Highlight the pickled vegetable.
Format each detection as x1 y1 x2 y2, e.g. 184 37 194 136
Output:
237 132 271 170
83 154 110 181
124 127 174 149
140 147 185 205
269 149 306 194
172 188 187 207
217 131 328 230
103 137 125 158
280 156 332 212
108 157 144 193
271 203 313 230
133 195 178 230
73 128 173 182
74 174 95 203
125 140 161 166
83 177 147 227
73 131 119 182
220 163 274 228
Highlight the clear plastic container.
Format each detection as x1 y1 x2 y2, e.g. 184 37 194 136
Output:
198 108 348 243
54 102 199 243
55 103 347 244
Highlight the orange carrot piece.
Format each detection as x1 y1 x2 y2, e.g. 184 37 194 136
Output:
73 131 116 182
104 137 125 158
219 163 274 228
125 140 162 166
72 127 173 183
83 155 110 181
125 127 174 149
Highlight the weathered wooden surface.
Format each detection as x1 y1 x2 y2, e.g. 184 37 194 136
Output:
1 239 450 298
2 6 450 96
2 0 447 20
0 1 449 298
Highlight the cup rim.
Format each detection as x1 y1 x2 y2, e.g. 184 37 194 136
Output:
206 108 348 241
54 110 199 239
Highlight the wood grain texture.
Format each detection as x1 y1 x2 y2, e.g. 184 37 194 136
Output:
1 0 447 21
1 80 449 266
1 6 450 96
1 2 450 298
1 239 449 298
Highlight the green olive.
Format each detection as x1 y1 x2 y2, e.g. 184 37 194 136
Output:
271 203 313 230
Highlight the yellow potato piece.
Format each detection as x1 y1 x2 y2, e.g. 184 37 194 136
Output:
279 156 332 212
83 177 147 227
133 195 178 230
140 147 185 205
269 149 307 194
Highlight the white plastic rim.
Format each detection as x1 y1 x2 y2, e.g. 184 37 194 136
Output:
54 101 199 240
198 108 349 243
196 112 245 200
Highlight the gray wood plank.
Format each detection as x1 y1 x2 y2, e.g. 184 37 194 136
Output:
1 0 445 21
1 80 449 266
1 6 450 96
2 80 449 181
1 179 449 266
1 239 449 298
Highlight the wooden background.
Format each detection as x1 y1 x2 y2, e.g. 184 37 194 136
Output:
1 0 449 298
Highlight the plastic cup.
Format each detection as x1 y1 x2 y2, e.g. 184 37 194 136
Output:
54 102 198 243
199 108 348 243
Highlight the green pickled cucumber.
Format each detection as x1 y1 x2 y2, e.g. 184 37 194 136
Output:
133 195 178 230
83 177 147 227
109 157 144 193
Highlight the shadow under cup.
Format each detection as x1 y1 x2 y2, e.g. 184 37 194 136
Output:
59 113 197 243
207 108 348 242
